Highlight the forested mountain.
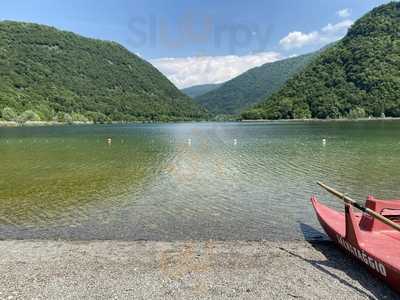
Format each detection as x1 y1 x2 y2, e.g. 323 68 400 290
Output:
243 2 400 120
194 53 318 115
181 83 223 98
0 21 205 123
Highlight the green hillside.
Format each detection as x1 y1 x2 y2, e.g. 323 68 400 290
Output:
0 21 205 123
194 53 318 115
181 83 223 98
243 2 400 120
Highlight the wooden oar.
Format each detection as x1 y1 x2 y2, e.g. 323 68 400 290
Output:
317 181 400 232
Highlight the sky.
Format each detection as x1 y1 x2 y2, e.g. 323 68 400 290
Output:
0 0 392 88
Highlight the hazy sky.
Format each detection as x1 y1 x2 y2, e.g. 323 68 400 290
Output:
0 0 392 87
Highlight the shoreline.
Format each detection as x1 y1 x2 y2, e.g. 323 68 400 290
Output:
0 120 94 127
0 120 207 127
1 117 400 127
241 117 400 123
0 240 396 299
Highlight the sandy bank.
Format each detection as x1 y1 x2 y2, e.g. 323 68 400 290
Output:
0 240 396 299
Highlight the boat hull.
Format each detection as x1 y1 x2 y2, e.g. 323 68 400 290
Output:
311 197 400 294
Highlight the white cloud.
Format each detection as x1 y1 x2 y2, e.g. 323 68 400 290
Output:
152 14 355 88
322 20 354 35
151 52 282 88
279 31 319 50
279 19 354 50
337 8 351 18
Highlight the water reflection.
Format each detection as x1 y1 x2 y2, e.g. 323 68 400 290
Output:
0 121 399 240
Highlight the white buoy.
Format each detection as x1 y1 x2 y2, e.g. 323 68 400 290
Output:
188 138 192 145
234 139 238 145
322 138 327 145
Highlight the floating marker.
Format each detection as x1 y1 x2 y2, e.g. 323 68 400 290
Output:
234 139 238 145
322 138 327 145
107 138 112 144
188 138 192 145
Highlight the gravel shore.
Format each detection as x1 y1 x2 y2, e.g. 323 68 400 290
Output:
0 240 397 299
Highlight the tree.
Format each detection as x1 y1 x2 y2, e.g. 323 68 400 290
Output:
0 21 205 122
348 107 367 119
85 112 110 124
242 2 400 120
17 110 41 123
71 112 89 122
36 105 55 121
1 107 17 121
63 113 73 124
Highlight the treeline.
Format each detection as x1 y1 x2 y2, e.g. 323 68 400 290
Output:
195 53 318 115
243 2 400 120
1 106 107 123
0 106 198 124
0 21 205 122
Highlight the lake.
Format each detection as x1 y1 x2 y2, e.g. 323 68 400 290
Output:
0 121 399 241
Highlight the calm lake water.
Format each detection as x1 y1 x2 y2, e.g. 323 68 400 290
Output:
0 121 399 241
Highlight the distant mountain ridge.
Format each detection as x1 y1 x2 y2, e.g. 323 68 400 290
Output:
181 83 223 98
193 53 319 115
243 2 400 120
0 21 205 122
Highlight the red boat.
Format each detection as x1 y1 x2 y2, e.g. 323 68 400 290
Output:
311 194 400 293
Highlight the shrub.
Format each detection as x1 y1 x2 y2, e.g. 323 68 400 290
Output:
241 109 264 120
348 107 367 119
17 110 41 123
71 112 89 122
36 105 55 121
63 113 73 124
85 111 110 124
56 112 74 124
1 107 17 121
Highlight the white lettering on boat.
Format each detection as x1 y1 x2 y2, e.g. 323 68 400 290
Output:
336 235 387 277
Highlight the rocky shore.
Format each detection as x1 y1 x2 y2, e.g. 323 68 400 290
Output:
0 240 396 299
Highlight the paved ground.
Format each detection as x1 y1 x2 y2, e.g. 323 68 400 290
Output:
0 240 397 299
